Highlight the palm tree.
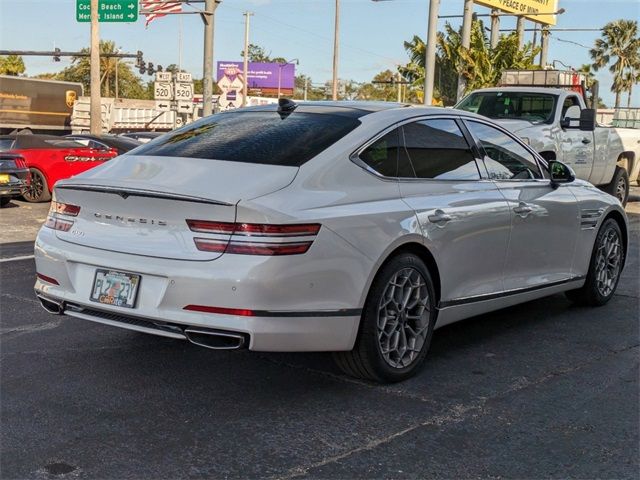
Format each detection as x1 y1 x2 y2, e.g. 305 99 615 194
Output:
590 20 640 108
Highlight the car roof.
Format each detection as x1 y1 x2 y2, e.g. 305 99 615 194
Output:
232 100 413 118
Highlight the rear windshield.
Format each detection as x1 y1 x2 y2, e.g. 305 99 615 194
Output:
132 110 361 166
457 92 557 124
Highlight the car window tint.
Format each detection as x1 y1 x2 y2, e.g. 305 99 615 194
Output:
0 139 15 151
466 121 542 180
359 128 400 177
133 111 361 167
399 119 480 180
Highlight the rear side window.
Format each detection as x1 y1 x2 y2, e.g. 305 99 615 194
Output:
0 139 15 151
133 111 361 167
359 129 400 177
400 119 480 180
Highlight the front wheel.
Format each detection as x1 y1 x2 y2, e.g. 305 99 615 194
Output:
333 253 437 383
22 168 51 203
565 218 625 306
603 166 629 206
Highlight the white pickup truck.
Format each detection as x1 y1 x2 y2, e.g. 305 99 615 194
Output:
456 86 640 205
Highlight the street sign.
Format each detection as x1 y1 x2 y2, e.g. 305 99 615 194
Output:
474 0 559 26
155 101 171 112
155 72 172 82
176 101 194 113
154 82 173 101
176 72 193 83
174 83 194 101
76 0 138 23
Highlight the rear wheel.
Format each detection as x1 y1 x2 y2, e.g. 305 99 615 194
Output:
565 218 625 306
333 253 437 383
22 168 51 203
0 197 10 207
603 166 629 206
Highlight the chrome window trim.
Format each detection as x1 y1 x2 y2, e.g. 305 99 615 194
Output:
350 114 485 183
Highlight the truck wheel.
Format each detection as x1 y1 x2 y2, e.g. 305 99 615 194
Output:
565 218 625 307
22 168 51 203
603 166 629 206
333 253 437 383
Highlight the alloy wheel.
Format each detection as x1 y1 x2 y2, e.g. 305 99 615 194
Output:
595 226 622 297
23 170 44 202
377 267 431 369
615 176 627 203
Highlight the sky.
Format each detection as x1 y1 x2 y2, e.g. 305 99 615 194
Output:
1 0 639 107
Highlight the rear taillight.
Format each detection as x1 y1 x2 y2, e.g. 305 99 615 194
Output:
186 220 321 256
44 201 80 232
14 157 27 169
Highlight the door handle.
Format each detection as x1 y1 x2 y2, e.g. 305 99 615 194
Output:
428 209 453 225
581 137 592 144
513 202 533 218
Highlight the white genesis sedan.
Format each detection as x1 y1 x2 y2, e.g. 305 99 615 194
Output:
34 100 628 382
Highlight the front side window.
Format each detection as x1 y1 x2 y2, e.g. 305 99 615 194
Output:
359 128 400 177
0 139 15 151
399 119 480 180
133 110 361 167
465 121 542 180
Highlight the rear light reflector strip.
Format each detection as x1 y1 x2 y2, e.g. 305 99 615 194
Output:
44 216 74 232
194 238 313 256
183 305 255 317
187 220 320 237
36 273 60 285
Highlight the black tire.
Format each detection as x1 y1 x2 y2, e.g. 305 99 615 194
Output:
22 168 51 203
0 197 10 207
333 253 437 383
603 166 629 206
565 218 625 307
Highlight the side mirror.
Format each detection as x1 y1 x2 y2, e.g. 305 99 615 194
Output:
548 160 575 187
579 108 596 131
561 105 581 129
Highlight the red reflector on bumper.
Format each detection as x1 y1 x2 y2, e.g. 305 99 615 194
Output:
183 305 255 316
36 273 59 285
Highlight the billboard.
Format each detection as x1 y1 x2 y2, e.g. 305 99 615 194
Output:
217 61 295 96
474 0 559 25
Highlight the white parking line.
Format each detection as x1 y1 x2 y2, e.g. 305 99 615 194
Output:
0 255 35 263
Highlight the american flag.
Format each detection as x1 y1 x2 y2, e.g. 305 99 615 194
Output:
141 1 182 28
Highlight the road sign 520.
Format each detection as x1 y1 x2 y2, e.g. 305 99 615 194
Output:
154 82 173 100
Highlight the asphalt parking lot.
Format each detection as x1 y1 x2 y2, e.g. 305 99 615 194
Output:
1 191 639 479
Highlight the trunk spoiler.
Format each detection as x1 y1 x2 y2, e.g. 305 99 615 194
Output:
55 184 232 206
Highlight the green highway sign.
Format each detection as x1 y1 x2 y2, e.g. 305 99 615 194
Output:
76 0 138 22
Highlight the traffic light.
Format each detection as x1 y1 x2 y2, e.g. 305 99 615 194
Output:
53 47 61 62
138 61 146 75
157 65 163 72
147 62 155 76
135 50 143 68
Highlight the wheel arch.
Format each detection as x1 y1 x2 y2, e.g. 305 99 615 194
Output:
617 151 637 181
539 150 557 161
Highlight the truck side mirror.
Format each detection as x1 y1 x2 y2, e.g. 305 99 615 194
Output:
561 105 581 129
548 160 575 188
579 108 596 131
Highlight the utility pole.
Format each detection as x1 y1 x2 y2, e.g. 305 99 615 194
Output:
423 0 440 105
90 0 101 134
202 0 219 117
456 0 473 102
490 9 500 48
516 16 525 49
396 72 402 103
332 0 340 101
540 26 550 67
242 11 252 107
304 77 308 101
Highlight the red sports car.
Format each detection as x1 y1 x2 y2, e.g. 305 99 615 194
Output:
0 134 118 202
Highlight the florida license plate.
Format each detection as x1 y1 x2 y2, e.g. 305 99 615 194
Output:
90 269 141 308
0 174 9 184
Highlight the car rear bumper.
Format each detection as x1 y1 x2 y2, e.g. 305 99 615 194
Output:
34 226 366 352
0 169 29 196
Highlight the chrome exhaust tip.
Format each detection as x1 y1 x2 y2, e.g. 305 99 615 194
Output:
184 328 246 350
36 293 65 315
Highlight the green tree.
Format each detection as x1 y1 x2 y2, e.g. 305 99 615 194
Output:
400 21 540 105
590 20 640 108
0 55 26 76
240 44 286 64
357 70 403 102
54 40 149 99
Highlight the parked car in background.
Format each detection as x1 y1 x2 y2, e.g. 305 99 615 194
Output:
0 153 30 207
66 134 142 155
457 85 640 205
0 134 117 202
120 132 164 144
34 101 628 383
